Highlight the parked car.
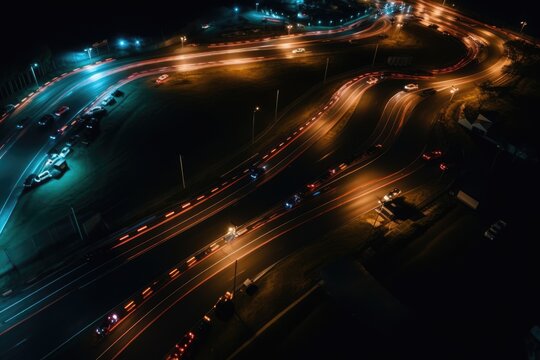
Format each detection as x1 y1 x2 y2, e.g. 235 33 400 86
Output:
1 104 15 118
16 117 31 129
484 220 507 240
112 89 125 97
84 106 107 118
54 105 70 117
101 95 116 106
292 47 306 54
38 114 55 127
23 174 38 188
380 188 402 203
404 83 419 92
422 149 443 161
214 291 234 320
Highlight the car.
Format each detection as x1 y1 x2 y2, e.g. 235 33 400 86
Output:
428 23 439 29
403 83 419 92
84 106 107 118
380 188 401 203
249 166 265 181
34 170 52 184
284 194 302 209
292 47 305 54
112 89 124 97
366 143 383 155
101 95 116 106
16 117 31 129
66 134 81 147
422 149 443 161
86 118 100 129
439 162 451 171
166 332 196 360
201 23 211 29
54 106 70 117
366 77 378 85
1 104 15 118
23 174 38 188
95 313 118 337
156 74 169 84
484 220 507 240
420 88 437 96
50 125 68 140
38 114 55 127
441 31 451 36
214 291 234 320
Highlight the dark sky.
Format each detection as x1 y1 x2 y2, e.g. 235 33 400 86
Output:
0 0 537 68
1 0 237 66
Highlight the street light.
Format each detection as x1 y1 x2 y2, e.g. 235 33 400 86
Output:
30 63 39 88
449 85 459 101
520 20 528 33
286 24 293 35
180 36 187 48
252 106 260 144
84 48 93 60
255 2 259 12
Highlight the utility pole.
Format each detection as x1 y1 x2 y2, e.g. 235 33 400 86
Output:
232 259 238 298
179 154 186 190
274 89 279 122
371 41 379 67
323 57 329 83
71 206 84 243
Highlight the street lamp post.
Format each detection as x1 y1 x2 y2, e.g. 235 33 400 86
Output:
520 21 528 33
394 23 403 41
30 63 39 88
180 36 187 48
371 40 379 67
323 57 329 83
450 85 459 102
252 106 260 144
84 48 93 60
287 24 293 35
179 154 186 190
256 2 259 12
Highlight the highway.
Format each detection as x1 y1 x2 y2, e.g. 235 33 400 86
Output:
0 1 524 358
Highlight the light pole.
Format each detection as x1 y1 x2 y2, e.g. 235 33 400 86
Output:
84 48 93 60
520 21 527 33
256 2 259 12
252 106 260 144
394 23 403 41
274 89 279 122
179 154 186 190
323 57 329 83
30 63 39 88
450 85 459 102
371 40 379 67
180 36 187 48
287 24 293 35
